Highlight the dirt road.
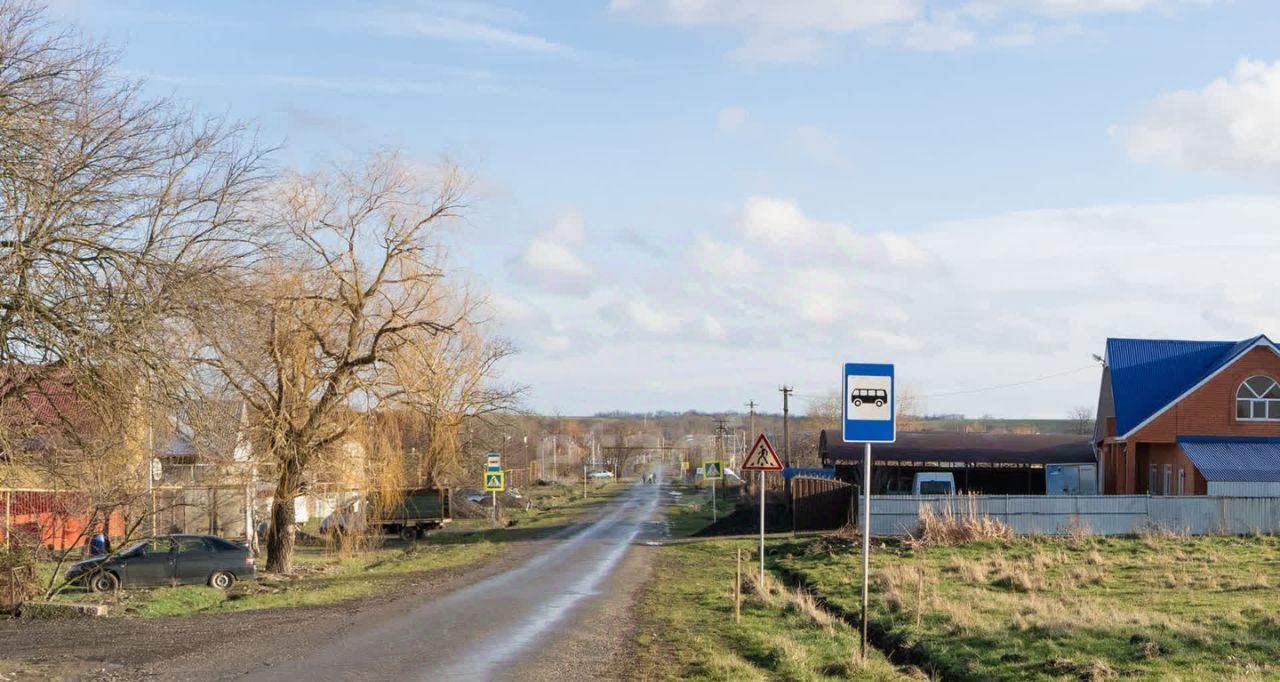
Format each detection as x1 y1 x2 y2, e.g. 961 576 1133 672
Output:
0 480 664 681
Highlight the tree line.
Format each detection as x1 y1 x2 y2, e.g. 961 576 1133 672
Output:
0 2 514 574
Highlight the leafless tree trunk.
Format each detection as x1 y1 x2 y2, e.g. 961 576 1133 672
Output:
197 152 515 573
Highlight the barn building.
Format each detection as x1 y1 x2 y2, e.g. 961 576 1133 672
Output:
818 430 1095 495
1095 335 1280 496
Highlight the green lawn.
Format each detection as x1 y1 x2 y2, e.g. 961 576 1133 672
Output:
775 532 1280 681
631 537 916 681
664 481 744 538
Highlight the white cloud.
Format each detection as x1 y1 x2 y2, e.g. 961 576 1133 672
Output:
1116 59 1280 175
609 0 1215 58
740 196 823 246
350 6 580 59
540 334 572 354
609 0 919 32
502 193 1280 416
627 301 680 334
717 106 748 132
903 19 977 50
548 209 587 243
702 315 728 341
856 328 925 351
784 268 849 323
513 209 594 295
488 292 536 322
693 237 758 276
263 75 445 95
728 32 826 64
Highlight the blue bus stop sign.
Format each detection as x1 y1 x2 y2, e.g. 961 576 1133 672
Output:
843 363 896 443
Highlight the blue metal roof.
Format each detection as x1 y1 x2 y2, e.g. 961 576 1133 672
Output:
783 467 836 481
1107 336 1273 435
1179 437 1280 482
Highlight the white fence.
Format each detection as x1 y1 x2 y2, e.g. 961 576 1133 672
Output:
870 495 1280 536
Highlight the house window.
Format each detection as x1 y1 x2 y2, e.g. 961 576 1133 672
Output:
1178 468 1186 496
1236 376 1280 421
1163 464 1172 497
1149 463 1157 494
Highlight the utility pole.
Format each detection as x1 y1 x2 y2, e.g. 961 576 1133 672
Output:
779 387 792 468
745 400 757 437
780 386 793 531
713 418 728 522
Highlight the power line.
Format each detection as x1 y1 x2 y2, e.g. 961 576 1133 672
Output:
920 364 1098 399
787 364 1098 402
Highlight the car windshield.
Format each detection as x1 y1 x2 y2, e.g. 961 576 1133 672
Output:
919 482 952 495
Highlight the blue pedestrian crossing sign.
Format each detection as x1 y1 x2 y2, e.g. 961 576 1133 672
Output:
703 460 724 481
843 362 896 443
484 471 505 492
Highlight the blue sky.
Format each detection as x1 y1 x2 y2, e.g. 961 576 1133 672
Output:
57 0 1280 417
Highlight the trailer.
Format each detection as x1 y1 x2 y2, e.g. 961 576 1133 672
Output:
319 487 451 541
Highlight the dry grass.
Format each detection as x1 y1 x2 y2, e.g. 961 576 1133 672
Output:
947 557 988 583
787 587 836 632
1067 515 1093 542
909 495 1014 547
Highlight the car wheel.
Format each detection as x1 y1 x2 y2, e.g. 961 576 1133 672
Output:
208 571 236 590
89 571 119 593
399 526 420 542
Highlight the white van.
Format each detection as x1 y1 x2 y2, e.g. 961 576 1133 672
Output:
912 472 956 495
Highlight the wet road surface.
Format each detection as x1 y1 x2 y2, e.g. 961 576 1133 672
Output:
239 479 664 681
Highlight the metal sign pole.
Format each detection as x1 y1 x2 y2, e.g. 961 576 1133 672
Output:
712 477 717 522
759 470 765 584
861 442 871 661
492 490 497 526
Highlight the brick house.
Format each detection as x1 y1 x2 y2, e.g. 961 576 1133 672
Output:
1095 335 1280 495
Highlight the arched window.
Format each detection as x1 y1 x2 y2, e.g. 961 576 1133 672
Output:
1236 376 1280 421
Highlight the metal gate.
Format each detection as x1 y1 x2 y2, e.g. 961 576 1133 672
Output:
792 476 853 530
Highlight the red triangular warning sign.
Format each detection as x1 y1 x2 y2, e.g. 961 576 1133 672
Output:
742 434 783 471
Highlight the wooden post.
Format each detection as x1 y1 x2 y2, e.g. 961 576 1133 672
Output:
734 548 742 624
3 490 10 551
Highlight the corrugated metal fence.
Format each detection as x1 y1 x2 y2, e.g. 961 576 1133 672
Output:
870 495 1280 536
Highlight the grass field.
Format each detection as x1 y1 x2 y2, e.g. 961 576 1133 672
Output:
39 481 622 617
631 538 913 682
776 531 1280 681
663 479 745 537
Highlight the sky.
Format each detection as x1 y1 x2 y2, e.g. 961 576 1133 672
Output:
53 0 1280 418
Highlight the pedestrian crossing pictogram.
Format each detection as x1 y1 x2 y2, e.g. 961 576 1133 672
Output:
742 434 783 471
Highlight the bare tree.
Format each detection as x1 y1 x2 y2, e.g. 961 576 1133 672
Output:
0 1 269 573
1068 406 1095 435
805 391 842 426
197 152 512 573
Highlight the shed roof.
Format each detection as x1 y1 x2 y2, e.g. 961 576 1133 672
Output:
1178 436 1280 482
819 430 1094 465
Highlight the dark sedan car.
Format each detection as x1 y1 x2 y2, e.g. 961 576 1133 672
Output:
66 534 256 592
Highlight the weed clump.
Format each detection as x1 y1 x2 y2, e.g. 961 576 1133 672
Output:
909 495 1014 547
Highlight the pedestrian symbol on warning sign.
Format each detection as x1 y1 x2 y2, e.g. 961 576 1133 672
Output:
484 471 505 492
742 434 783 471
